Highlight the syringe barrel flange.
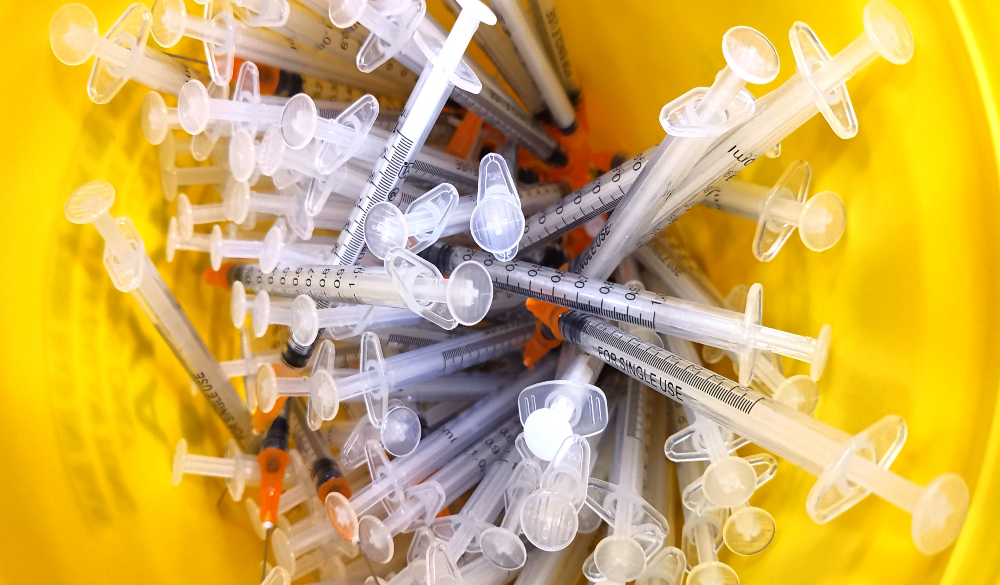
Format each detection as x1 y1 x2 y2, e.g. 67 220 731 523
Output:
806 414 906 523
518 380 608 461
470 153 524 257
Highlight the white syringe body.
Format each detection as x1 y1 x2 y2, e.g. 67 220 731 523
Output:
640 27 888 241
165 7 399 92
75 17 202 97
635 240 818 401
227 262 455 313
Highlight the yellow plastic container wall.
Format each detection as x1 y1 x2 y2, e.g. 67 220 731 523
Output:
2 0 999 584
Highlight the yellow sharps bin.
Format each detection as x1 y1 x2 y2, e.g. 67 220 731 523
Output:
1 0 999 583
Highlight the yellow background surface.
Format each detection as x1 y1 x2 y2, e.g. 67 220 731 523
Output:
1 0 999 583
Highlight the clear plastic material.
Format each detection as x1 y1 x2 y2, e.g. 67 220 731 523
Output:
150 0 404 90
701 160 847 261
290 300 422 346
572 26 778 281
519 434 591 551
518 377 608 461
516 1 913 260
239 247 493 330
635 237 822 412
559 311 968 555
488 0 575 131
323 364 553 541
65 181 256 446
50 3 204 103
357 419 518 563
323 0 496 266
585 382 670 583
364 184 459 259
425 245 831 382
291 322 533 431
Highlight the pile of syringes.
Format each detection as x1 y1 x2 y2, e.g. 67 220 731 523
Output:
52 0 970 582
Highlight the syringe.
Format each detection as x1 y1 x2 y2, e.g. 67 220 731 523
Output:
669 402 736 585
593 1 916 261
324 0 496 267
571 26 779 280
66 181 257 446
525 0 580 102
421 442 524 585
517 1 912 258
228 248 493 330
269 322 534 436
700 159 847 261
357 417 519 563
490 0 576 133
172 438 294 500
150 0 408 96
546 310 968 555
323 363 555 542
331 0 566 166
635 236 821 413
440 0 546 118
582 380 669 585
421 244 830 381
50 3 206 103
288 397 352 503
290 301 424 345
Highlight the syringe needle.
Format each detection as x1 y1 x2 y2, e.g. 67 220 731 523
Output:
261 525 272 583
361 549 380 584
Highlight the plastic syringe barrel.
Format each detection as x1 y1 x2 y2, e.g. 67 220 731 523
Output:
228 263 409 308
609 379 647 494
133 257 257 447
555 311 941 521
333 322 535 402
448 446 523 558
435 418 519 503
354 127 479 192
420 244 822 364
440 0 545 115
349 363 555 516
139 48 208 96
